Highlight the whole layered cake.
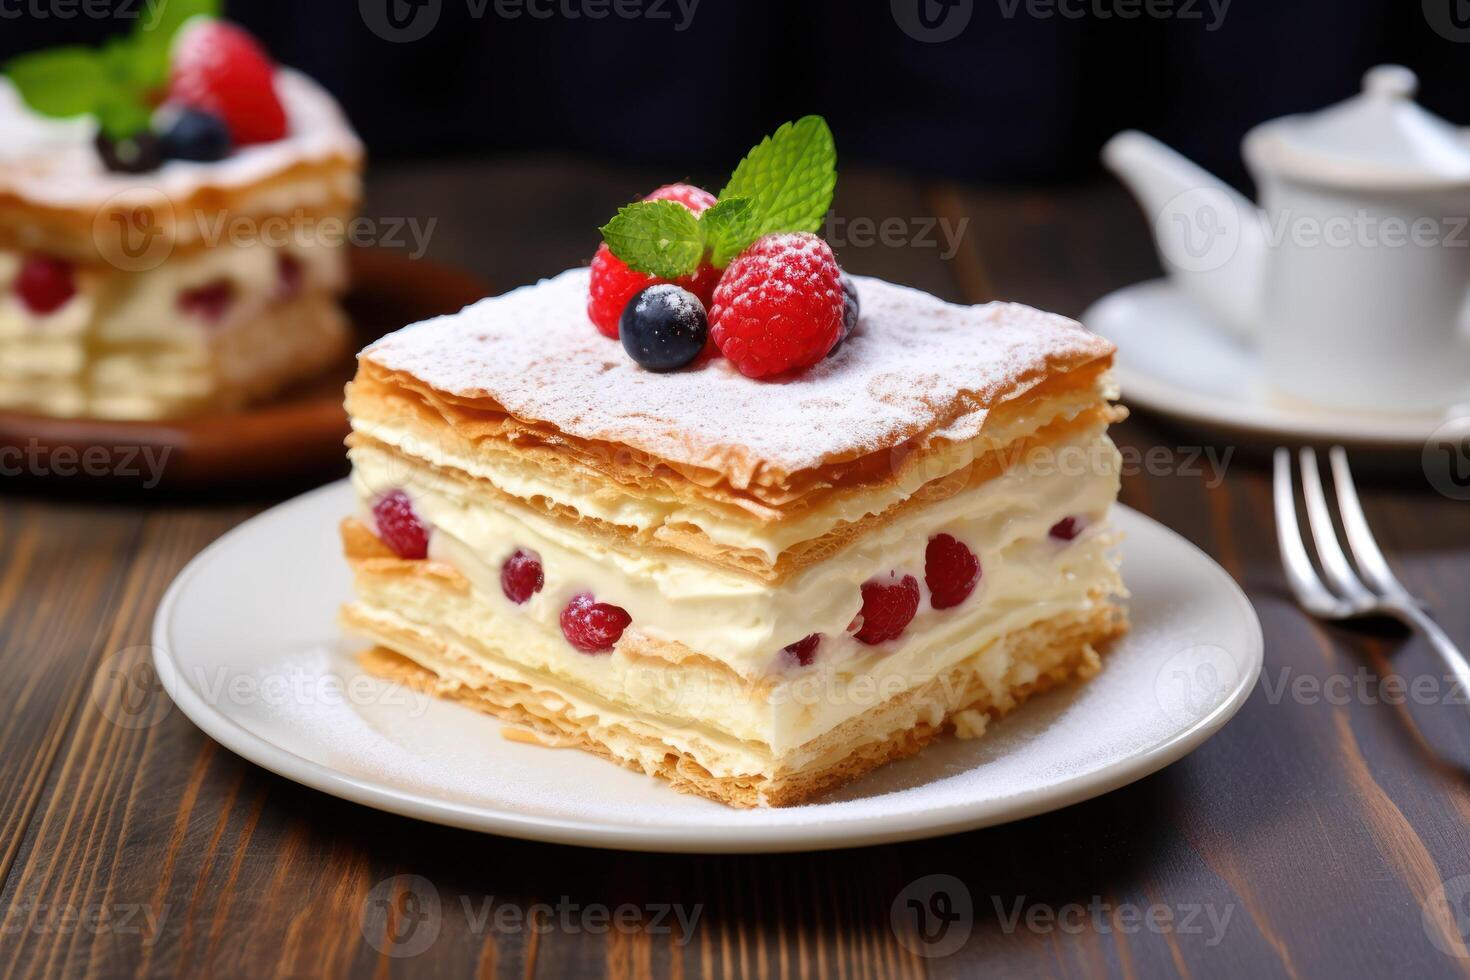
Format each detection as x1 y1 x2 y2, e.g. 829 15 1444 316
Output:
339 119 1127 807
0 4 362 419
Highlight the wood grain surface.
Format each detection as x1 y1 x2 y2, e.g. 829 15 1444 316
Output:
3 158 1469 979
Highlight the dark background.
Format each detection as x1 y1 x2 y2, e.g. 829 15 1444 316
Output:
3 0 1464 187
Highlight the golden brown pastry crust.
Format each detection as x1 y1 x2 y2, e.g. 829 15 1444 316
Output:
0 155 360 265
351 600 1126 808
345 362 1124 583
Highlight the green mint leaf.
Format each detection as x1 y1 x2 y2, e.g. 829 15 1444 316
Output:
93 36 158 137
701 197 755 269
600 201 706 279
96 95 152 140
3 47 109 118
133 0 220 89
717 115 836 252
100 34 150 91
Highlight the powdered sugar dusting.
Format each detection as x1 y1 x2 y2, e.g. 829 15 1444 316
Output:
637 281 706 317
0 68 362 209
362 268 1113 479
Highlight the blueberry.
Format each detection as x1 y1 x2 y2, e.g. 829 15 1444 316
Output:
159 109 234 163
95 130 163 174
620 284 708 372
829 273 860 354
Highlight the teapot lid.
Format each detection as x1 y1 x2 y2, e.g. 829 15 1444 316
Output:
1245 66 1470 189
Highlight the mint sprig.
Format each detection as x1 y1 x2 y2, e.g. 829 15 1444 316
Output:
716 115 836 248
598 115 838 278
600 200 707 281
2 0 219 139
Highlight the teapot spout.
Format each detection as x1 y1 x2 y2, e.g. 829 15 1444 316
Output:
1103 130 1266 340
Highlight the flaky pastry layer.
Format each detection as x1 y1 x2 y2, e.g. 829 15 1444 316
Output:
352 600 1125 808
346 361 1123 582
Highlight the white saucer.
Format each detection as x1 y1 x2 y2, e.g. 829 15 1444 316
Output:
1082 279 1454 448
152 481 1263 853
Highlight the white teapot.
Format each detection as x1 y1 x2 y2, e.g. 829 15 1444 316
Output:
1103 66 1470 414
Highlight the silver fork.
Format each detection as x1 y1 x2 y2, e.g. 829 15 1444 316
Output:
1274 446 1470 702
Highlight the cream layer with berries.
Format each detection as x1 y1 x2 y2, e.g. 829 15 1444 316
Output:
343 424 1122 757
339 270 1126 806
0 70 361 419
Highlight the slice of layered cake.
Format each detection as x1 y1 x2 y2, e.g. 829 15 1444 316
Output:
340 119 1126 807
0 10 362 419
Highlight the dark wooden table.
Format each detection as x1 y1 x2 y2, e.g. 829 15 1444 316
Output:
5 158 1470 979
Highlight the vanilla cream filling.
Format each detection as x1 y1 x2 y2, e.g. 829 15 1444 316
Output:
349 426 1121 675
348 524 1120 774
352 374 1114 561
348 427 1123 772
0 239 346 418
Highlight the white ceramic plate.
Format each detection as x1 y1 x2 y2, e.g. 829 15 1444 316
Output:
1082 279 1456 448
152 481 1263 853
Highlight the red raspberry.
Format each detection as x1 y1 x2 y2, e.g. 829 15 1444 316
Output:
276 253 303 301
15 255 76 315
500 549 544 604
372 490 429 560
587 246 722 341
925 533 982 610
644 183 717 214
852 574 921 645
588 184 720 339
709 233 845 378
560 593 632 653
169 19 286 145
178 280 235 323
782 634 821 667
1049 517 1082 541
